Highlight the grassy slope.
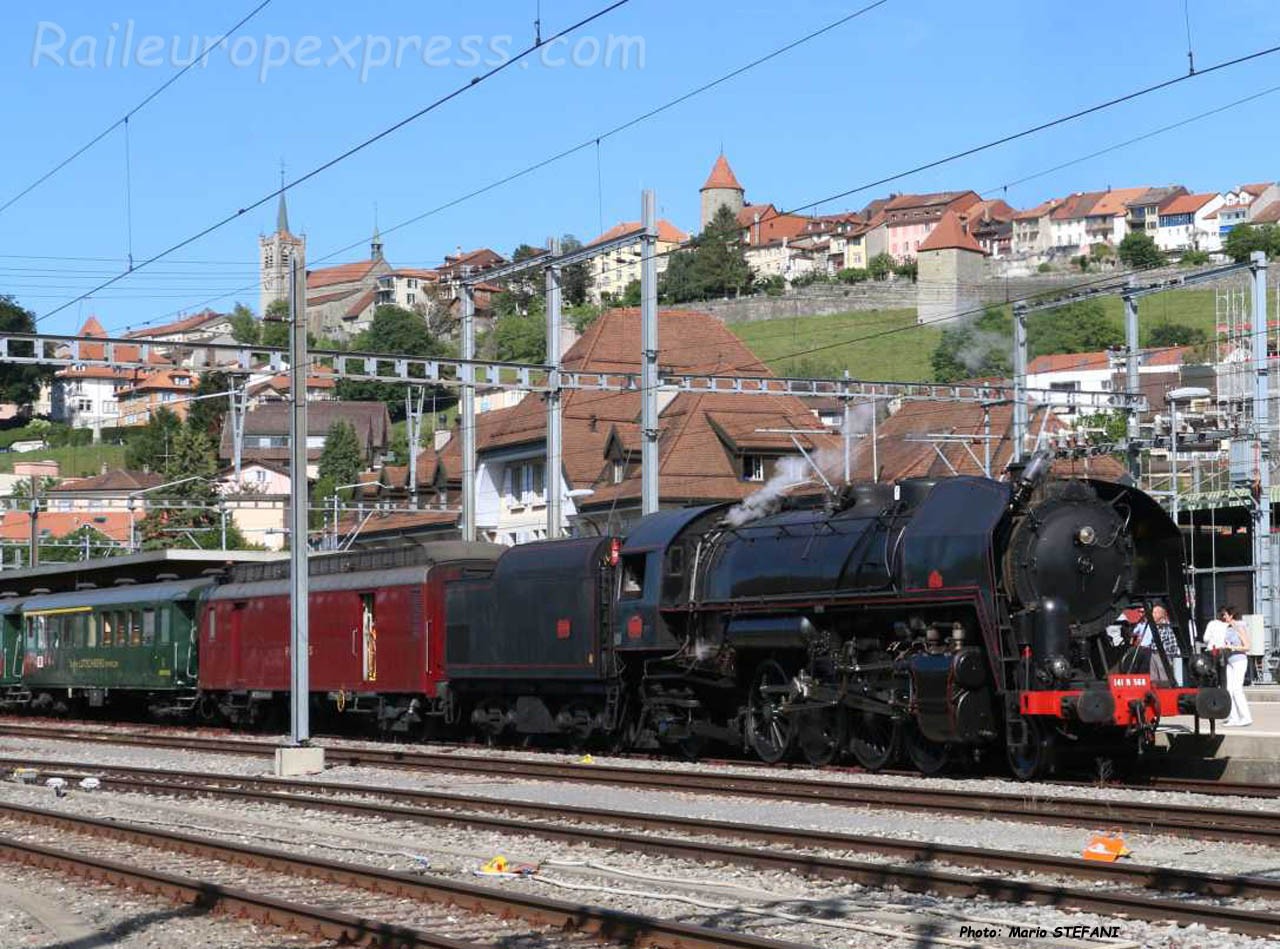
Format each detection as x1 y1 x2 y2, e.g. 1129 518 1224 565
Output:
0 444 127 478
728 289 1219 381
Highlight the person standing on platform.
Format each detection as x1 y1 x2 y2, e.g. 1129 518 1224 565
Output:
1218 606 1254 728
1134 605 1178 684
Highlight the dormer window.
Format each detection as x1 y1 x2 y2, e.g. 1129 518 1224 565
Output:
612 460 625 484
742 455 765 482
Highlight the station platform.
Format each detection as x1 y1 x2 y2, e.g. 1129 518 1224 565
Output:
1155 687 1280 782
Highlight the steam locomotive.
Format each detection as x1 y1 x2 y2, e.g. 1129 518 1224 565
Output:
1 456 1230 779
447 452 1230 778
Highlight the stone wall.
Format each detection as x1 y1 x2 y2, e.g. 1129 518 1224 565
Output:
679 260 1279 325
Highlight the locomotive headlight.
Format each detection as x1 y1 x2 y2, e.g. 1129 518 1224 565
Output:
1076 525 1097 546
1047 656 1072 681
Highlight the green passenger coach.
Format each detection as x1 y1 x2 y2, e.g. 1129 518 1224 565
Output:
20 579 212 715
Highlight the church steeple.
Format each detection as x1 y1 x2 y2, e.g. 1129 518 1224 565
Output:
260 167 306 317
370 223 383 261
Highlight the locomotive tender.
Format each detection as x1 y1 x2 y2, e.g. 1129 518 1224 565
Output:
0 458 1231 778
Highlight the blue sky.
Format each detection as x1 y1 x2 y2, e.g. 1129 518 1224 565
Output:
2 0 1279 336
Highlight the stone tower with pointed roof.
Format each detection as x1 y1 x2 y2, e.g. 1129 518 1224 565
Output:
700 154 745 231
916 210 987 325
259 190 306 317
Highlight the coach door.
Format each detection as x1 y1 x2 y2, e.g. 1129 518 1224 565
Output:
360 593 377 683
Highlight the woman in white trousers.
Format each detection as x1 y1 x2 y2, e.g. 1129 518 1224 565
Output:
1221 606 1253 727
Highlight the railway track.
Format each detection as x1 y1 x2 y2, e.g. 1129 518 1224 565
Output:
4 756 1280 939
0 797 805 949
1 722 1275 845
4 717 1277 799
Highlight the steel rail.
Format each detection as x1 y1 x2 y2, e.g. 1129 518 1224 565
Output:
2 771 1278 939
1 723 1276 842
8 756 1280 906
0 799 806 949
0 833 481 948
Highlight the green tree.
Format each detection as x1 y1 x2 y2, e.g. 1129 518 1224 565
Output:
1180 248 1211 266
512 243 544 262
658 249 701 303
334 305 447 414
317 420 363 491
931 306 1013 382
0 296 54 408
1090 242 1115 262
186 370 233 440
38 525 123 562
491 312 546 363
1028 299 1122 357
137 426 245 550
560 235 591 306
693 205 752 298
1076 410 1129 449
124 407 184 471
229 303 260 344
1117 231 1165 269
1146 323 1207 348
1222 222 1280 263
867 253 895 280
893 259 918 281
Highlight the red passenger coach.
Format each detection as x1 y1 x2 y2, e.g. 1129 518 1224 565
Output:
197 542 502 732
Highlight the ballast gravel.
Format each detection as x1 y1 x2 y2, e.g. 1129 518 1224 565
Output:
0 768 1275 949
0 859 328 948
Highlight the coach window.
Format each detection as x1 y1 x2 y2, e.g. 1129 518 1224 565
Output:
159 609 171 646
48 615 62 649
101 614 114 647
128 611 142 647
142 609 156 646
85 613 97 648
71 613 86 648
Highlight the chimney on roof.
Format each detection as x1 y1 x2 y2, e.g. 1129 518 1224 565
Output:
958 214 969 234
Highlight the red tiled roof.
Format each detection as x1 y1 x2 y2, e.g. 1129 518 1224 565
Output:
1241 182 1272 196
1250 200 1280 224
49 470 164 494
1087 187 1148 217
434 307 838 509
1160 193 1218 216
125 310 227 339
0 511 131 544
1050 191 1107 221
335 509 459 538
589 220 689 246
1028 347 1187 375
1012 198 1063 221
701 155 743 192
1027 351 1112 374
344 289 376 319
917 210 985 254
967 198 1016 223
308 260 378 290
883 191 977 213
118 368 197 394
863 401 1126 482
736 206 811 246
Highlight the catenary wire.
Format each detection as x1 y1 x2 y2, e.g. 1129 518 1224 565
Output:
99 0 895 336
36 0 635 324
0 0 275 218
